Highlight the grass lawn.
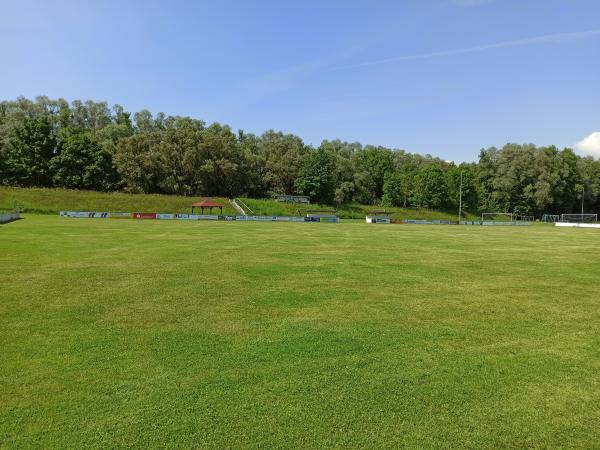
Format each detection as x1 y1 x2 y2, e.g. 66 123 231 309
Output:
1 215 599 448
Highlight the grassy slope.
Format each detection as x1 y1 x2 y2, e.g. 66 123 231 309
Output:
1 215 599 448
0 187 237 215
240 197 476 220
0 187 475 220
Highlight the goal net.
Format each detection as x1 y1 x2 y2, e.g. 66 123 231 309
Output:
560 214 598 223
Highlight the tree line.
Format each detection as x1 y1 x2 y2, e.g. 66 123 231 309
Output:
1 96 599 215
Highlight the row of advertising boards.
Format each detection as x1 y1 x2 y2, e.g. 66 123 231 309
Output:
59 211 339 222
462 220 532 226
366 218 459 225
366 218 533 226
404 219 459 225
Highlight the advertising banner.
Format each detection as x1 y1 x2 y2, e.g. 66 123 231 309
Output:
373 217 391 224
175 214 219 220
176 214 196 220
133 212 157 219
109 212 132 219
403 219 429 224
403 219 458 225
58 210 336 224
60 211 108 218
242 215 271 221
273 216 305 222
60 211 84 217
236 215 305 222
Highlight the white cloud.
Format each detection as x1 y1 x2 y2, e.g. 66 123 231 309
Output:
574 132 600 158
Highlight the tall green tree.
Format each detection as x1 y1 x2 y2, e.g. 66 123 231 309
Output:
238 131 268 198
352 146 394 204
294 147 336 204
197 123 244 197
51 133 116 190
411 165 449 209
113 132 160 193
3 115 56 186
151 117 205 196
446 164 478 211
382 172 404 207
259 130 307 195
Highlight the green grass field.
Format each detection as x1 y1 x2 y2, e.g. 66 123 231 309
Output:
1 215 599 448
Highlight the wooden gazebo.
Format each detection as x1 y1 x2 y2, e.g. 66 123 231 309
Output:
191 200 224 215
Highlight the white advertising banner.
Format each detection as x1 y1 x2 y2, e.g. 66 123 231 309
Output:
175 214 219 220
110 212 132 219
89 212 109 218
60 211 108 218
236 215 305 222
247 215 275 221
156 213 175 220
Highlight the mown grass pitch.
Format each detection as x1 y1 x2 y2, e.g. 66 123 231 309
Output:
1 216 599 448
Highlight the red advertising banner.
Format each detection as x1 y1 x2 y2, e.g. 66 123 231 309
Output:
133 212 157 219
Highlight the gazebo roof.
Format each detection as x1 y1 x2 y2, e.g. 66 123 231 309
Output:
191 200 224 208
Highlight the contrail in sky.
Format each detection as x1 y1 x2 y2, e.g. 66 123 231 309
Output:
335 29 600 69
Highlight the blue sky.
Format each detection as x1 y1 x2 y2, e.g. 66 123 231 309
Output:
2 0 599 161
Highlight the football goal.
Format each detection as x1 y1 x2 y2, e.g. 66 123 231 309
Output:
560 214 598 223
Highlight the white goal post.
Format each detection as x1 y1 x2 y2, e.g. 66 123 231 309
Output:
560 214 597 223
